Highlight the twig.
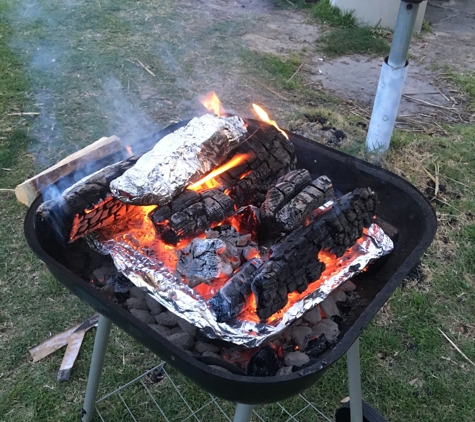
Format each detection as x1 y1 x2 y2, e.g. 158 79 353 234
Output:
136 59 156 77
287 63 303 82
438 328 475 367
7 112 39 116
434 163 440 197
262 85 290 101
443 175 470 188
402 95 462 115
433 84 450 102
0 188 15 193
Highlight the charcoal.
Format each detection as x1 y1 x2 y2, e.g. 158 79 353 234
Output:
312 319 340 343
225 205 261 237
205 225 259 262
150 189 235 245
305 333 329 358
247 346 279 377
251 187 378 321
209 258 262 323
110 114 248 205
284 351 310 367
167 332 194 350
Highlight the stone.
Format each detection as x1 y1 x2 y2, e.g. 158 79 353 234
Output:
130 286 147 300
303 306 322 324
129 308 155 324
291 326 313 350
320 295 340 319
148 324 173 337
178 318 196 337
284 351 310 367
340 279 356 292
146 294 163 315
155 311 179 327
331 288 347 303
195 341 220 354
201 350 221 359
126 296 148 310
167 332 195 350
312 319 339 343
277 366 293 376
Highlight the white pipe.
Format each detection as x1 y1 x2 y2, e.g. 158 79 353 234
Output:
366 59 408 153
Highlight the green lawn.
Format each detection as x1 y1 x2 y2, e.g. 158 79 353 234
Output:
1 0 475 421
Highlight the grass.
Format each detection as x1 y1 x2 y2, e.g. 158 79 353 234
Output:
1 0 475 421
446 71 475 111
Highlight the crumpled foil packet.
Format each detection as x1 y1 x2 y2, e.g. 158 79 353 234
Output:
110 114 247 205
93 223 393 348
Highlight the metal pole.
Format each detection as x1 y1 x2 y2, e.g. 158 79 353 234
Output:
233 403 254 422
366 0 422 153
347 338 363 422
81 314 112 422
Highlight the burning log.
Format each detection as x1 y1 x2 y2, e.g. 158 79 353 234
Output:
251 187 378 321
176 225 259 287
110 114 248 205
150 189 235 246
223 125 297 207
36 156 140 242
209 258 262 323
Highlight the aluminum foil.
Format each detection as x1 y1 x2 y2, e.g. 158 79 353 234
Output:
110 114 248 205
95 220 393 347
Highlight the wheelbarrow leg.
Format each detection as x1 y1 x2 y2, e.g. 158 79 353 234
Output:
233 403 254 422
81 314 112 422
347 338 363 422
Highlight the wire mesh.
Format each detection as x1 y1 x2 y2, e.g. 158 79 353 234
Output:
94 362 334 422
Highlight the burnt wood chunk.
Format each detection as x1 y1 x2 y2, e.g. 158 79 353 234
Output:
150 189 235 245
251 187 378 321
275 175 333 232
261 169 313 220
35 155 140 242
209 258 262 323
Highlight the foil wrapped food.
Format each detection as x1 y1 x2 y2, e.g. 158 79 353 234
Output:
110 114 248 205
92 220 393 347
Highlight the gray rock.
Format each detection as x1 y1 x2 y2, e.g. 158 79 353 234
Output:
130 308 155 324
320 295 340 319
201 350 221 359
130 286 147 300
277 366 293 376
155 311 179 327
167 332 194 350
126 296 148 310
312 319 339 342
284 351 310 367
340 280 356 292
291 326 313 350
331 288 347 303
303 306 322 324
148 324 172 337
195 341 220 354
178 318 196 337
146 294 163 315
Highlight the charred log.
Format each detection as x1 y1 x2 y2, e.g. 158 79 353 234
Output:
251 187 378 321
150 189 235 246
35 155 140 243
209 258 262 323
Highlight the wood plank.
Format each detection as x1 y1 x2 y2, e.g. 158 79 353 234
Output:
15 135 123 206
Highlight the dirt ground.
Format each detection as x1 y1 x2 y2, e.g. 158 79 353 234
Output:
191 0 474 125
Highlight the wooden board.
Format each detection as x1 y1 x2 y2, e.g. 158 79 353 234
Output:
15 135 123 206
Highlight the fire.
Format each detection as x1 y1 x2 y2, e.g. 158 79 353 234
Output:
201 91 225 116
126 145 133 156
252 104 289 140
187 152 254 191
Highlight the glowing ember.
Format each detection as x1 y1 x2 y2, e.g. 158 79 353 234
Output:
252 103 289 140
126 145 133 156
187 152 254 191
200 91 225 116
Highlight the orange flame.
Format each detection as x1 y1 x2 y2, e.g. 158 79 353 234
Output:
201 91 225 116
126 145 133 156
187 152 254 191
252 103 288 139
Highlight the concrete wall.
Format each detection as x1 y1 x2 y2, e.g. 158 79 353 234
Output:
330 0 427 32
